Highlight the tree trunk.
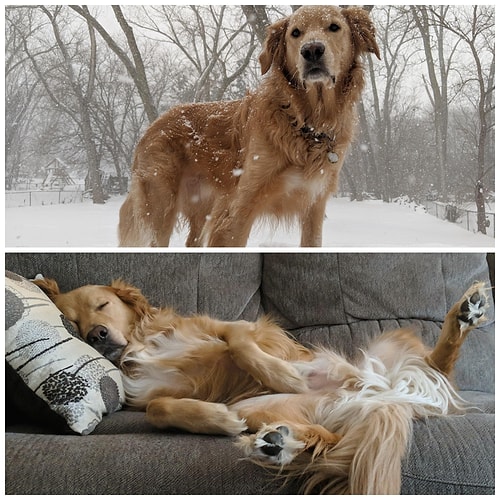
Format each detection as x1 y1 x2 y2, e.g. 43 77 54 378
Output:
40 6 105 204
411 6 448 198
475 181 487 234
241 6 270 44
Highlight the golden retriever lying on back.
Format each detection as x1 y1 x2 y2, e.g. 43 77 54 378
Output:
35 276 487 494
118 6 380 247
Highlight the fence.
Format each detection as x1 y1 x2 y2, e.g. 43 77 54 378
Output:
5 189 84 208
423 200 495 238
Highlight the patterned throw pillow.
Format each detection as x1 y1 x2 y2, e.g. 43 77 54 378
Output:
5 271 125 435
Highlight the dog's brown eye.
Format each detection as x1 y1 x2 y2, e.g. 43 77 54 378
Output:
291 28 301 38
329 23 340 32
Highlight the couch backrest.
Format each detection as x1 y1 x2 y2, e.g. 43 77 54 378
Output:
5 252 494 392
261 253 493 327
260 253 494 392
4 253 263 320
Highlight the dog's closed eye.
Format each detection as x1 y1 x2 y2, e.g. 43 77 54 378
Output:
97 302 109 311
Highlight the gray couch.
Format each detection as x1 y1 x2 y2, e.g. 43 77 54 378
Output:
5 253 495 494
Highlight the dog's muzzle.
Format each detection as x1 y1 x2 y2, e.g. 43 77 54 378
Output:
87 325 125 363
301 41 325 63
300 41 334 83
88 325 109 345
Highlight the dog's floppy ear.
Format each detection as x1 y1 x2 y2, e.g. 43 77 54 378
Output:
259 17 289 75
110 279 153 318
33 277 61 301
342 7 381 60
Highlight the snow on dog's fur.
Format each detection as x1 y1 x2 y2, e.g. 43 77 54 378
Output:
35 276 488 494
118 6 380 247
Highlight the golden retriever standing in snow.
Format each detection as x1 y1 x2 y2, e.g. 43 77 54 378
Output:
118 6 380 247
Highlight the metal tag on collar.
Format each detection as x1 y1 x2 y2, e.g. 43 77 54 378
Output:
328 151 339 163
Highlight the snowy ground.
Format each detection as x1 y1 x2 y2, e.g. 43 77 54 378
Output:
5 195 493 248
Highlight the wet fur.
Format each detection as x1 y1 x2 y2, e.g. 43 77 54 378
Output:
35 277 487 494
118 6 380 247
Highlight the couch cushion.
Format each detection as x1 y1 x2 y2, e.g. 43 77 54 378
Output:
401 413 495 494
5 410 494 494
4 430 299 494
5 272 125 435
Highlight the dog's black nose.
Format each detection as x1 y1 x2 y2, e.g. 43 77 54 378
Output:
87 325 108 345
301 42 325 62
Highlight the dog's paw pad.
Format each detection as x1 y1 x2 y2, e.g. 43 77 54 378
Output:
238 424 304 465
256 426 289 457
457 283 488 330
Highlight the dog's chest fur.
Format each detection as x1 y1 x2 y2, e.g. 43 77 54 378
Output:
279 166 331 200
121 328 259 408
121 330 223 403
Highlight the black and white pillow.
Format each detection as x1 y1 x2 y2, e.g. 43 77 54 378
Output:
5 271 125 435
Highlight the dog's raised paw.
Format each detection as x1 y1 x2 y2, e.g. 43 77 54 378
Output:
238 424 305 465
457 282 488 331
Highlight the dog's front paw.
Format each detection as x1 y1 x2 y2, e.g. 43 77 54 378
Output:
457 282 488 331
237 424 304 465
214 406 248 436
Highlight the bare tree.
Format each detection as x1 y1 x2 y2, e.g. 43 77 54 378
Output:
90 51 145 195
349 6 419 202
432 5 495 233
17 6 106 203
5 8 41 189
411 6 460 199
70 5 158 123
133 5 259 102
240 6 270 44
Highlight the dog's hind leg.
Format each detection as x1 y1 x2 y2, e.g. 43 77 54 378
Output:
119 178 178 247
234 394 411 495
426 282 488 376
238 421 342 466
184 205 211 247
206 203 255 247
233 394 341 466
185 218 205 247
143 178 180 247
217 319 310 394
205 179 262 247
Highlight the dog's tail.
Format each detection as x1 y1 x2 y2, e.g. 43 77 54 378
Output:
294 402 413 494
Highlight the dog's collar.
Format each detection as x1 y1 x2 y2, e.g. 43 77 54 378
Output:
281 104 339 163
300 125 335 144
300 126 339 164
281 104 334 143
